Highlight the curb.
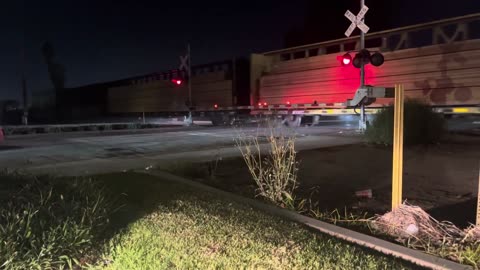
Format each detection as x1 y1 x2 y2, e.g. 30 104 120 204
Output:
142 170 472 270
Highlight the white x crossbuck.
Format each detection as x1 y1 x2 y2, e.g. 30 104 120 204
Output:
179 54 189 71
344 5 370 37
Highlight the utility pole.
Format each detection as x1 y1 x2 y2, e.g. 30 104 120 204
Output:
186 44 193 125
21 0 28 126
232 57 236 105
188 44 192 109
21 48 28 126
21 74 27 125
180 44 193 125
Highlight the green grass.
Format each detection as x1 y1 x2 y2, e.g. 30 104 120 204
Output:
0 172 116 270
0 171 421 269
94 172 418 270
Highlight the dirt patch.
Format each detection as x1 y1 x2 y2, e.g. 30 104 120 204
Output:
209 134 480 226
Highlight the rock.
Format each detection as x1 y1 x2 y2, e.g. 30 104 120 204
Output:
405 224 419 236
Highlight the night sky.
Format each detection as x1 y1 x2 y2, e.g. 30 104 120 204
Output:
1 0 480 100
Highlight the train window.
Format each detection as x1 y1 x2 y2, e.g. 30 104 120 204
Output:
293 51 306 59
387 34 403 50
281 53 291 61
471 21 480 39
308 48 318 57
364 39 382 49
410 29 433 47
344 42 357 51
326 44 341 54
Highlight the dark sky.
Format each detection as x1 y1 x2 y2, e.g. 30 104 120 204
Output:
1 0 479 100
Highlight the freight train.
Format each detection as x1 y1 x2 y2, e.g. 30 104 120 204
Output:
101 14 480 125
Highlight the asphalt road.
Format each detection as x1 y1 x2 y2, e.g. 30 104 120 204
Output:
0 124 360 173
0 115 478 175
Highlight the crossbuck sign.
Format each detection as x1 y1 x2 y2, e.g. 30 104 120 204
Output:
179 54 189 71
344 5 370 37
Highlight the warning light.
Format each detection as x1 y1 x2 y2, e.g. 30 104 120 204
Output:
214 104 218 109
370 52 385 67
350 49 384 68
341 53 352 66
286 101 291 105
171 79 182 85
263 102 267 106
258 102 262 106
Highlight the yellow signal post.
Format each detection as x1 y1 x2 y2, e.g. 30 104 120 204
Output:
476 163 480 226
392 84 405 210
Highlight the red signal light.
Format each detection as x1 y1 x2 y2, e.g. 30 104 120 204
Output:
258 102 262 106
214 104 218 109
263 102 267 106
286 101 291 105
171 79 182 85
341 53 352 66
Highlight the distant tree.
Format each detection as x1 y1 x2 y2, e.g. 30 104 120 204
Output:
41 41 66 90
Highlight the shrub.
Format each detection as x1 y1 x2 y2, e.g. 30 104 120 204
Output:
365 100 445 145
236 126 299 207
0 173 117 269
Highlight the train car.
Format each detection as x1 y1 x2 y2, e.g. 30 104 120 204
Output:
249 13 480 121
106 13 480 126
107 59 250 124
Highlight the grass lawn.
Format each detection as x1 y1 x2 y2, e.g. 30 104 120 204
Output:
94 172 419 270
0 171 421 269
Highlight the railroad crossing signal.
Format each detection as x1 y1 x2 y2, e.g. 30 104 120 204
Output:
344 5 370 37
179 54 189 71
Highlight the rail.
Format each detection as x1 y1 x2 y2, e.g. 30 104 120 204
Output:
262 13 480 62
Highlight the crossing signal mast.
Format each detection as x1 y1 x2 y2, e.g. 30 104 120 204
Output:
342 0 393 130
179 44 193 125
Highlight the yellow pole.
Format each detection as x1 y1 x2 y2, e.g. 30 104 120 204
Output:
392 85 398 208
392 84 404 209
476 162 480 226
399 85 404 206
